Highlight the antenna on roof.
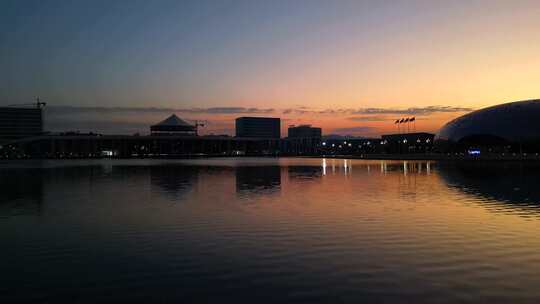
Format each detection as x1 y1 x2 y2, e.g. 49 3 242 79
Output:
35 97 47 108
7 97 47 108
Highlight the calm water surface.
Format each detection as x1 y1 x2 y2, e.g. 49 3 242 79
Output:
2 158 540 303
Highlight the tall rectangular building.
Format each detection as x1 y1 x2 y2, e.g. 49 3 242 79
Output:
285 124 322 155
235 117 280 138
0 107 43 143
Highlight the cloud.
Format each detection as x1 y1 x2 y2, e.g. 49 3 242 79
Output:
282 108 312 115
203 107 274 114
43 106 250 135
317 109 354 114
280 105 473 116
46 106 275 115
40 104 470 136
351 105 473 115
45 119 151 135
347 116 390 122
45 116 235 136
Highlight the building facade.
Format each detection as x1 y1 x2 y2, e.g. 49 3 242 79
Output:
285 125 322 155
319 138 383 155
381 132 435 154
0 134 281 159
287 125 322 138
235 117 280 139
0 107 43 143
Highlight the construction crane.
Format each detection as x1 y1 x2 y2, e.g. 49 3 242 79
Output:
8 97 47 108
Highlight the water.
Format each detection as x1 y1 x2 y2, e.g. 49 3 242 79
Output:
1 158 540 303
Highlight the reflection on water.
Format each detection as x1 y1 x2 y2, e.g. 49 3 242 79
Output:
288 166 323 180
236 166 281 195
0 169 43 216
438 161 540 214
2 158 540 303
150 165 199 199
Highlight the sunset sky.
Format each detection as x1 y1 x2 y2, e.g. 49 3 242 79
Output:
2 0 540 136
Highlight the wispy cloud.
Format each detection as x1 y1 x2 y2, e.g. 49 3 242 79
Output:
43 106 261 135
281 105 472 116
41 104 470 136
47 105 470 116
347 116 390 122
282 108 314 115
201 107 274 114
45 119 152 135
46 106 275 115
351 106 473 115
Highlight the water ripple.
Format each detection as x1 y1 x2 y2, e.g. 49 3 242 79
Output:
2 158 540 303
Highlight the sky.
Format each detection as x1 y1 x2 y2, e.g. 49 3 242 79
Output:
1 0 540 136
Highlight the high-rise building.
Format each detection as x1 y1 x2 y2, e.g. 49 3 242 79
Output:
0 107 43 143
285 125 322 155
235 117 280 138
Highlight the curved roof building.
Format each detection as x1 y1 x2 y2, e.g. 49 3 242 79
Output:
438 99 540 144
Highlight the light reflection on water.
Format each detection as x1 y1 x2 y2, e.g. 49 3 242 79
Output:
1 158 540 303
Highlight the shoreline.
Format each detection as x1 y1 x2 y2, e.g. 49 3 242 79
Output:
3 153 540 162
307 154 540 161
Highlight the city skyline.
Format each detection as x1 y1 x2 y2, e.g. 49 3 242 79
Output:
2 0 540 136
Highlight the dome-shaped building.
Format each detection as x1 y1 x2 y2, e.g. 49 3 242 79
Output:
437 99 540 152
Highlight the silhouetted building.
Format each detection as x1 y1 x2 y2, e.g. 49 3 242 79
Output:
0 134 281 159
284 125 322 155
438 99 540 153
235 117 280 138
381 132 435 154
320 138 383 155
288 125 322 138
150 114 197 136
0 107 43 143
